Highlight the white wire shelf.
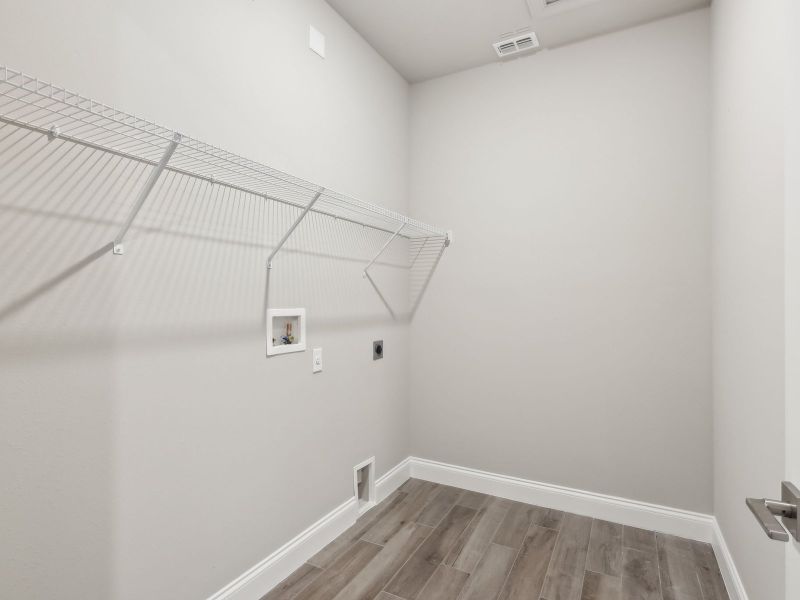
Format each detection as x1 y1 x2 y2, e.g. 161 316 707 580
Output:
0 65 448 240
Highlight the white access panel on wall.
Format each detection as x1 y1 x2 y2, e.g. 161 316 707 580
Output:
266 308 307 356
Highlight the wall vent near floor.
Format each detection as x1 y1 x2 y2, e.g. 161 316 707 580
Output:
492 31 540 58
353 457 376 514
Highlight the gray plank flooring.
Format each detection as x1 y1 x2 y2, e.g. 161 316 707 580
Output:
261 479 730 600
586 520 623 577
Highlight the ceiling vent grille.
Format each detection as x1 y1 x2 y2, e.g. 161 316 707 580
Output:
492 32 540 58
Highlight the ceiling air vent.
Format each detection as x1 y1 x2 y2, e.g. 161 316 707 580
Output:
492 31 540 58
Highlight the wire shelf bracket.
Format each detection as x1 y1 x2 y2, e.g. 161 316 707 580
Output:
267 189 324 271
263 189 324 324
112 133 182 255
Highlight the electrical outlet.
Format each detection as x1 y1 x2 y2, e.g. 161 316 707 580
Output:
373 340 383 360
312 347 322 373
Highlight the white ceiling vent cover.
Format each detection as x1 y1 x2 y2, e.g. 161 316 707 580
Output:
492 32 540 58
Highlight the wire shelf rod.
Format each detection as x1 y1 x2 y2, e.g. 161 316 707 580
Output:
0 114 428 239
0 90 171 158
0 65 450 245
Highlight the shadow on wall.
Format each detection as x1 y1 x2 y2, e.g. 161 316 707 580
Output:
0 121 447 358
0 121 444 597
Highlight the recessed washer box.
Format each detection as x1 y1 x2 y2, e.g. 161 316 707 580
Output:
267 308 306 356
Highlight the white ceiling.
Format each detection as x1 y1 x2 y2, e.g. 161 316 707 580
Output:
325 0 710 82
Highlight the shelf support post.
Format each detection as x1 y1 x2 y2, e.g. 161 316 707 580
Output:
267 189 324 270
362 223 405 320
263 189 324 324
112 132 182 255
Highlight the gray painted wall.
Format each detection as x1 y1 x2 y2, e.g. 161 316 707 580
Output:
408 10 713 513
3 3 765 599
0 1 410 599
711 0 787 598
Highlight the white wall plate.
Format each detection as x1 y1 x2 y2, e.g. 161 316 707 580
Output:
312 348 322 373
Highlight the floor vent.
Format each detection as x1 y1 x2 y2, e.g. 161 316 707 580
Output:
492 32 540 58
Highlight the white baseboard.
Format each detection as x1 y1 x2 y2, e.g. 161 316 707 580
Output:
410 457 714 542
409 457 746 600
206 457 411 600
207 455 746 600
375 457 412 503
711 519 749 600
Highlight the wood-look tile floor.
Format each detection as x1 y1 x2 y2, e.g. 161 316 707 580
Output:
263 479 730 600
